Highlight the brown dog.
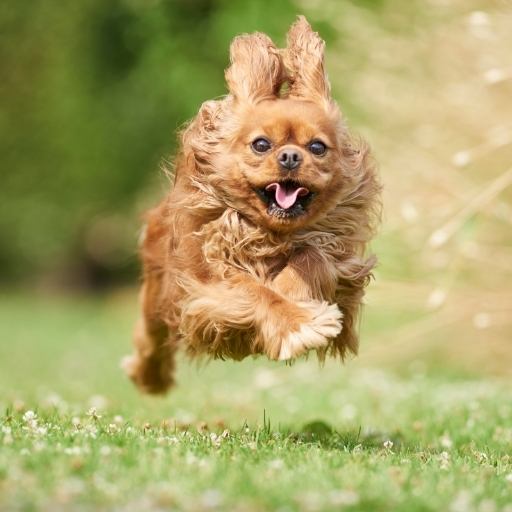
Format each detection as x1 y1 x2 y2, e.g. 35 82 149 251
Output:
123 16 381 394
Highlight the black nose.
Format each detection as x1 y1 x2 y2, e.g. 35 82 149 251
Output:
277 149 303 170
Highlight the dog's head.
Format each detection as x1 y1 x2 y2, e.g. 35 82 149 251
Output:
182 17 364 233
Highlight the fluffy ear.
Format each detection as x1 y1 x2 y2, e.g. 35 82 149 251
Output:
283 16 333 110
225 32 287 105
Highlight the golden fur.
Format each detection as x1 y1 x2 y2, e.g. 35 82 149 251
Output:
122 17 381 394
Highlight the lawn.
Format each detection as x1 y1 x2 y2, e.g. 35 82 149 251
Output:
1 4 512 510
1 291 512 511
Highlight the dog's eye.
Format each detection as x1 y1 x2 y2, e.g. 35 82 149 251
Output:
309 141 327 156
251 138 272 154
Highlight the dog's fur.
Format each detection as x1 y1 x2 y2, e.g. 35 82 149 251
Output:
123 17 381 394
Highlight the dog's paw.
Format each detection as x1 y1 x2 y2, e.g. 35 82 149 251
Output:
120 354 138 378
120 353 175 394
278 301 342 360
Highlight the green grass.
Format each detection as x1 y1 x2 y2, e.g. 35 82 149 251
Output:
1 291 512 511
2 2 512 510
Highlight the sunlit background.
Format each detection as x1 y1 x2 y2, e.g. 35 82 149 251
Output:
1 0 511 418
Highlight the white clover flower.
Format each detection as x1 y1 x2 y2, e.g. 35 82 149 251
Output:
108 424 119 434
23 418 38 433
84 424 98 439
439 451 451 470
383 440 393 450
2 426 13 445
22 414 41 435
22 411 37 423
86 407 102 421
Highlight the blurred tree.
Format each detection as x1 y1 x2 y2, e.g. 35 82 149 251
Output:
0 0 303 287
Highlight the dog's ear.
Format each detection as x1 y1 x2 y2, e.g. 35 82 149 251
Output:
225 32 287 105
283 16 333 111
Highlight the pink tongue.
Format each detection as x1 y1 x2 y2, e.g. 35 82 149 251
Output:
265 183 309 210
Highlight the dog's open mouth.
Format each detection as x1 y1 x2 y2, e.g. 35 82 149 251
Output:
255 180 316 218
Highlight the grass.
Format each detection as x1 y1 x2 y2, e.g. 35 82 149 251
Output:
1 291 512 511
3 408 512 512
2 1 512 510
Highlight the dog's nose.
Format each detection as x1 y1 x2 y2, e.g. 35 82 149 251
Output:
277 149 303 171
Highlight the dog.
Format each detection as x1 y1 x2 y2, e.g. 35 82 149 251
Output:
123 16 381 394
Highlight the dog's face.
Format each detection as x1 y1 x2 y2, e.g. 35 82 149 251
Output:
185 19 357 233
219 99 346 232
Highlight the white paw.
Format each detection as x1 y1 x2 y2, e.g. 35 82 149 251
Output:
278 301 343 360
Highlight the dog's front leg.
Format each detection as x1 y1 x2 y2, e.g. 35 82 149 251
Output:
267 247 346 359
180 272 341 361
271 247 339 302
272 247 375 359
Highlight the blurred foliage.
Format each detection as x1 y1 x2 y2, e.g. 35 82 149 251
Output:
1 0 511 325
0 0 511 382
0 0 318 287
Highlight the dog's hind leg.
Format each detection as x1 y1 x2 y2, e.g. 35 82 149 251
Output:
122 282 178 394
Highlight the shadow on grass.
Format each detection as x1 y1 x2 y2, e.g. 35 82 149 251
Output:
278 419 409 452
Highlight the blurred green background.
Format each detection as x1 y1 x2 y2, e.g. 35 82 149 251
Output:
1 0 511 383
0 0 337 287
1 5 511 510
